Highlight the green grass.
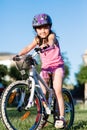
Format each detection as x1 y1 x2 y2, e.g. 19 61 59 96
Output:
0 104 87 130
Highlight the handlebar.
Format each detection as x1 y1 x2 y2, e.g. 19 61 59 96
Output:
13 45 55 61
13 48 40 62
12 45 55 71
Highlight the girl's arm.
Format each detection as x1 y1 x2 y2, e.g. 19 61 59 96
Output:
48 33 57 46
19 38 37 56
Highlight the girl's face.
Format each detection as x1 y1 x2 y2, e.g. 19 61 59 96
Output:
36 25 50 38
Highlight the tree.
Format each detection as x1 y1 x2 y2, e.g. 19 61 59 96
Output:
9 66 22 80
75 65 87 104
62 52 71 85
0 64 8 80
0 64 8 86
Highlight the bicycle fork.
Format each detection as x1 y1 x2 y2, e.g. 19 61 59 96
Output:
17 76 35 111
25 76 35 110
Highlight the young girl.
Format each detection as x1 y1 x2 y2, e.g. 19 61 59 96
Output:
16 13 65 128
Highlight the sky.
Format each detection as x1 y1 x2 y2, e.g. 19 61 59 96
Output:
0 0 87 85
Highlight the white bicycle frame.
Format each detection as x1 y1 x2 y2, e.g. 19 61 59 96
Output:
21 51 54 114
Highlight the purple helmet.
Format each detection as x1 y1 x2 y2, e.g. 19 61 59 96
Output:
32 13 52 28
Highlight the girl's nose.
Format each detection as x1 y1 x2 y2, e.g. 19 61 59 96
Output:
41 28 45 32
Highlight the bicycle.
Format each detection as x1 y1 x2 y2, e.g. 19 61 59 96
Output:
1 47 74 130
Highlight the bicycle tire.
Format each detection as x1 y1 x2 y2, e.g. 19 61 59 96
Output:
1 81 44 130
37 88 74 129
62 88 74 129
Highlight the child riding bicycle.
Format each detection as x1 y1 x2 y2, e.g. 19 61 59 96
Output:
14 13 66 129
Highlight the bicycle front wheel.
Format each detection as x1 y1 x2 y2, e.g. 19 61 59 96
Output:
1 81 43 130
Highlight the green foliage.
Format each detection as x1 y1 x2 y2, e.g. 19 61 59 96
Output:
75 65 87 84
0 64 8 81
8 66 22 80
0 64 9 86
62 52 71 84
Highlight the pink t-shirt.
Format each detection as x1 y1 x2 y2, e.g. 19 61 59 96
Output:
40 44 64 69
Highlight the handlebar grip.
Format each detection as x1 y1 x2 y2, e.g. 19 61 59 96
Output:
34 45 50 53
34 48 41 52
13 55 21 61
